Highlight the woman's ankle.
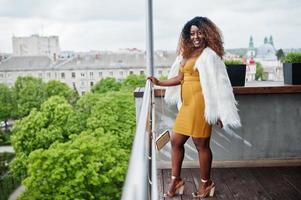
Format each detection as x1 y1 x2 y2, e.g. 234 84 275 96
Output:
200 178 212 188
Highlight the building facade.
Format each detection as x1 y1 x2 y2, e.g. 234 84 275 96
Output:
246 35 282 81
0 51 175 95
12 35 60 59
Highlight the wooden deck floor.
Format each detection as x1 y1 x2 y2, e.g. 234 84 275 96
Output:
157 166 301 200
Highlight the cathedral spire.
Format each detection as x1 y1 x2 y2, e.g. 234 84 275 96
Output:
249 36 254 49
264 36 268 44
269 35 274 46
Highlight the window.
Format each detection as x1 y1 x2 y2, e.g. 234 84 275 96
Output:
0 73 3 78
81 81 85 86
129 71 134 75
72 72 76 78
61 72 65 79
81 73 85 77
99 72 103 77
140 70 144 75
90 82 94 87
47 72 51 78
90 72 94 77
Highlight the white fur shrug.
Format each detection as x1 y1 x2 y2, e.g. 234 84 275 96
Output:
164 47 241 129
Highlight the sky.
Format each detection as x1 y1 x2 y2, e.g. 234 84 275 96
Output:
0 0 300 53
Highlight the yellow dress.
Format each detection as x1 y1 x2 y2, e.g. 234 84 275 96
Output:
172 57 212 138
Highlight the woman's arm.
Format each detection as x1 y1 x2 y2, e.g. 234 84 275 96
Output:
148 59 185 86
148 70 183 86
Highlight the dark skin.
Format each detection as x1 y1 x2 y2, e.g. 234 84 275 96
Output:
147 25 223 196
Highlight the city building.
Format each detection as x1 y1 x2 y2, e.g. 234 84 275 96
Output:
246 35 282 81
0 50 175 95
12 34 60 59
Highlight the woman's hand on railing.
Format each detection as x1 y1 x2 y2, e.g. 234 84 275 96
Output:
147 76 160 86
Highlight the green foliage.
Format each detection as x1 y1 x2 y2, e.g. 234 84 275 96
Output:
11 96 76 155
224 59 244 65
0 130 11 145
284 52 301 63
121 74 146 91
45 80 79 105
255 62 265 81
0 172 21 200
75 92 103 131
8 76 139 199
276 49 285 62
75 89 136 149
0 152 20 200
10 96 80 177
12 76 46 118
0 84 14 122
91 77 121 94
20 131 128 200
0 152 15 176
9 152 28 178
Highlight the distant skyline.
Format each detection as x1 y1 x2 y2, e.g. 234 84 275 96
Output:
0 0 301 53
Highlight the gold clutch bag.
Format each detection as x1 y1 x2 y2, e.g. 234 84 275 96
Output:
156 130 170 151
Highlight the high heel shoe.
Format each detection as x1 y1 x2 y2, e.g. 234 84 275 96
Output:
163 176 185 197
192 179 215 198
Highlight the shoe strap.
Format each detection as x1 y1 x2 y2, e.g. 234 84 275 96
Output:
201 178 208 183
171 175 181 180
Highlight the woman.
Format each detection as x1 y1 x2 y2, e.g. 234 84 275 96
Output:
148 16 241 198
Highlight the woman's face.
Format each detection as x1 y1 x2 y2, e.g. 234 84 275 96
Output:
190 25 205 48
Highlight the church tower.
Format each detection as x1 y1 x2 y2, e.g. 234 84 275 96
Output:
246 35 257 81
247 36 256 58
269 35 274 47
264 36 268 44
249 36 255 49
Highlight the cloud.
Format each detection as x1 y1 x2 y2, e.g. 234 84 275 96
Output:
0 0 300 52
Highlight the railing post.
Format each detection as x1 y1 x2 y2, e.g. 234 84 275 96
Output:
146 0 154 77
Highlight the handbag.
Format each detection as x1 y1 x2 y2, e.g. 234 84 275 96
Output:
156 130 170 151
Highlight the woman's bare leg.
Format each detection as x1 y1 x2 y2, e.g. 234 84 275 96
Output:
164 132 189 196
171 132 189 177
192 136 212 187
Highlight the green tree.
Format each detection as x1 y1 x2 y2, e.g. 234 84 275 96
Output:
255 62 264 81
75 92 103 131
45 80 79 105
121 74 146 91
86 91 136 149
0 84 14 129
91 77 121 94
10 96 80 177
12 76 46 118
276 49 285 62
75 90 136 149
10 82 137 199
19 131 128 200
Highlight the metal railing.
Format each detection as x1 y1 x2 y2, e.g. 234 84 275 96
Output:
121 80 158 200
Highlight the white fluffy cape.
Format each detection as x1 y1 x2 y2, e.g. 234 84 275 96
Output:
164 47 241 129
